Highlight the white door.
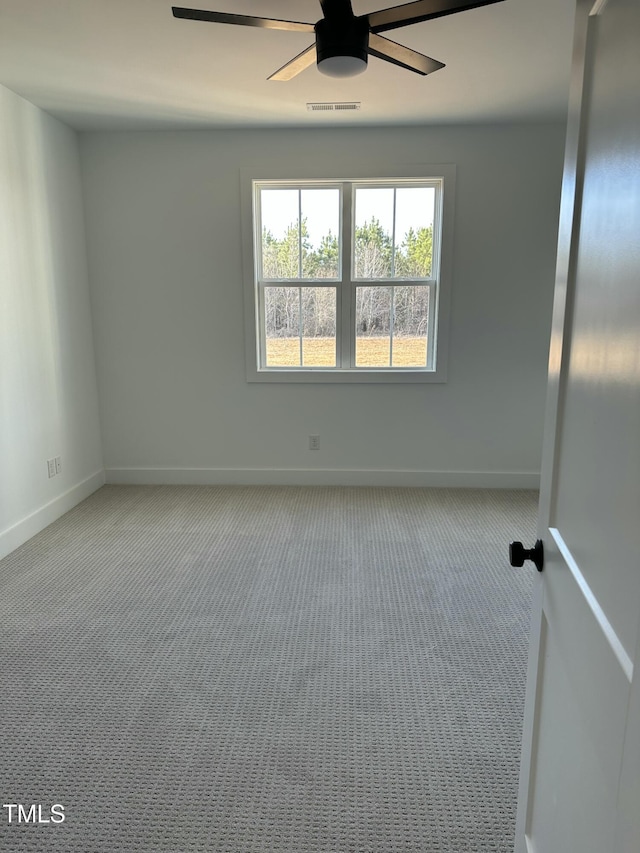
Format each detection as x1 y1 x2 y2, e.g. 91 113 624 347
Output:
515 0 640 851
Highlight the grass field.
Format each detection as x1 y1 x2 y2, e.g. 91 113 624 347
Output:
266 336 427 368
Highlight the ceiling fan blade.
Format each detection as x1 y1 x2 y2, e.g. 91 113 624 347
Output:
368 32 444 75
267 44 317 81
172 7 315 33
367 0 504 33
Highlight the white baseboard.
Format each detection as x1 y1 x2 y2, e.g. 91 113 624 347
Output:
0 469 106 561
0 467 538 560
106 467 540 490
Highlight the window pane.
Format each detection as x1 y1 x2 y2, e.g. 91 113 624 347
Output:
264 286 300 366
354 188 393 279
355 286 391 367
260 189 300 279
301 189 340 279
301 288 336 366
254 178 445 376
393 187 435 279
392 286 429 367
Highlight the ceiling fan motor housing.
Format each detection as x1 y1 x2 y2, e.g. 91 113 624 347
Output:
315 16 369 67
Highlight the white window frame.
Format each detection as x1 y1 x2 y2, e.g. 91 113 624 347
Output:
241 165 455 383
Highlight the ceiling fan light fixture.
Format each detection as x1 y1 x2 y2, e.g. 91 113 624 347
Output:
317 55 367 78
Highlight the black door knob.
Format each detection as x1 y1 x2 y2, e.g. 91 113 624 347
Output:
509 539 544 572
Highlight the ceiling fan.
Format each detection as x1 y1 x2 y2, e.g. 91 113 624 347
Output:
172 0 505 80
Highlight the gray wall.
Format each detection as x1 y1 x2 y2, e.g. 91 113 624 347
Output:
81 123 565 486
0 84 103 558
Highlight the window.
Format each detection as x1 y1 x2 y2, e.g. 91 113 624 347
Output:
242 167 454 383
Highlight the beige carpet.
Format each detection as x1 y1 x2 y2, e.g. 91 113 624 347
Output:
0 485 536 852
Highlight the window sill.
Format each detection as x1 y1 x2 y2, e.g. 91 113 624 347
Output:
247 367 447 384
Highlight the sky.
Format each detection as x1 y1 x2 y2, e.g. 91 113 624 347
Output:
260 185 435 250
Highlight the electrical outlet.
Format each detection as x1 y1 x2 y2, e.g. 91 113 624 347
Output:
47 459 56 479
309 435 320 451
55 456 62 475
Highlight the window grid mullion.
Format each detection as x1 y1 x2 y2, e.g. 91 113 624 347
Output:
389 285 394 367
391 188 397 278
427 283 435 368
389 189 396 367
298 286 303 366
259 284 267 369
298 189 302 279
340 182 353 369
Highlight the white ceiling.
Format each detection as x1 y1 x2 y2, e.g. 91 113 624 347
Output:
0 0 576 131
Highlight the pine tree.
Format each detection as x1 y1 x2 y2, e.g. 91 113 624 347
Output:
354 218 393 278
395 225 433 278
